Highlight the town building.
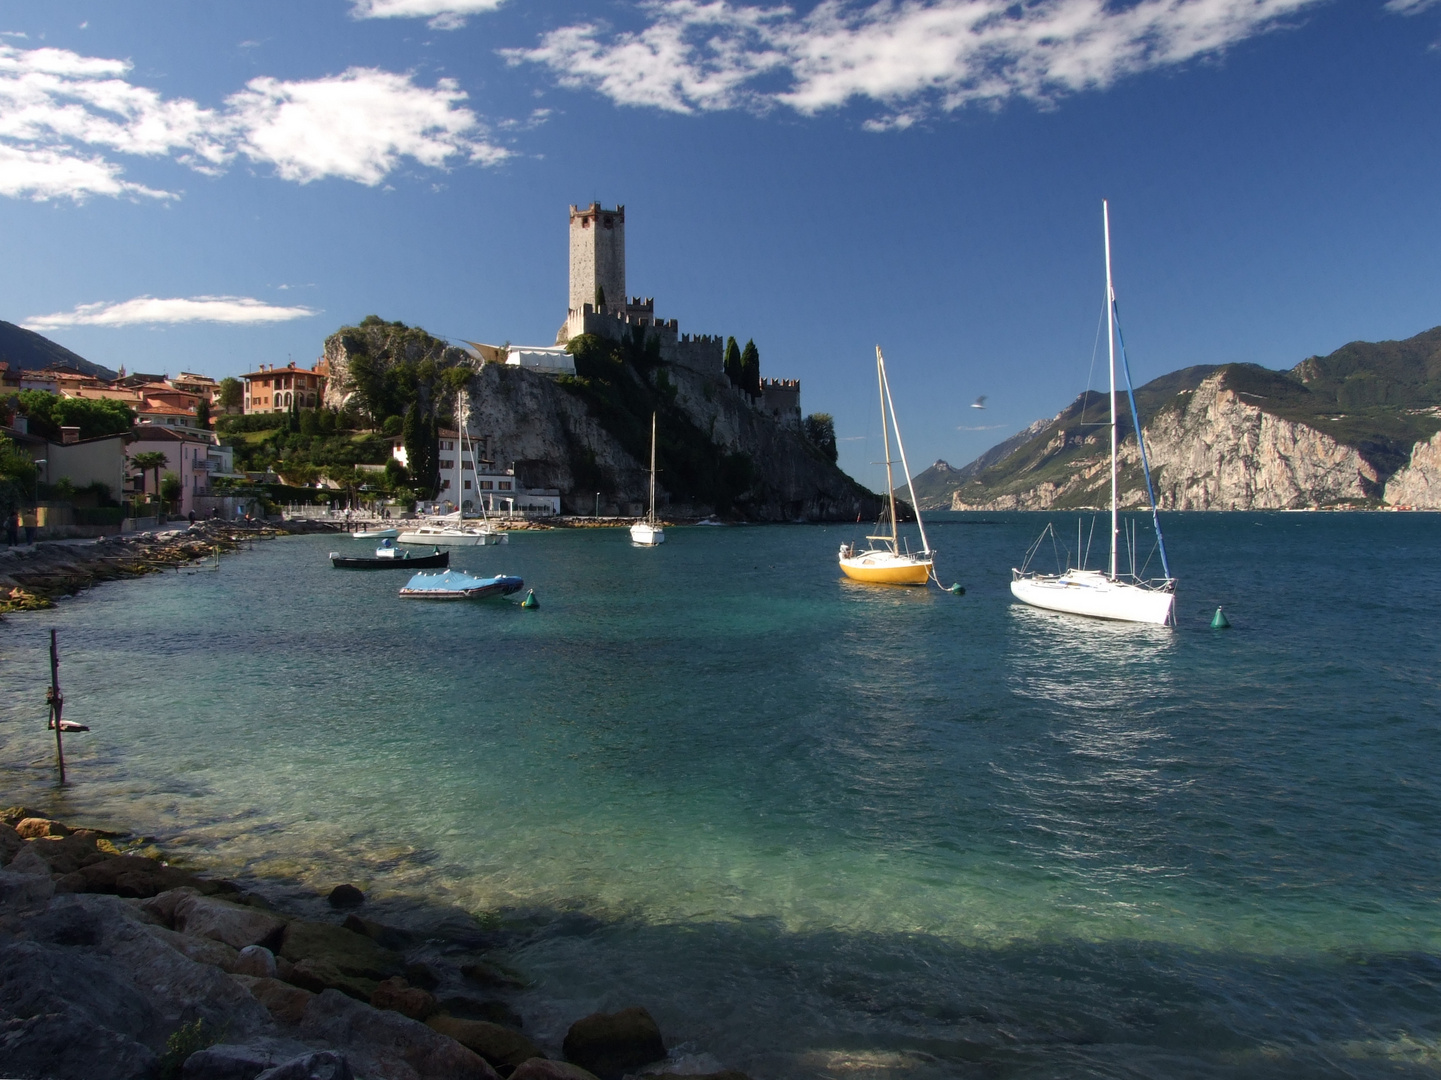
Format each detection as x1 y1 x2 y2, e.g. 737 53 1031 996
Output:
391 430 560 515
241 362 327 413
126 427 232 517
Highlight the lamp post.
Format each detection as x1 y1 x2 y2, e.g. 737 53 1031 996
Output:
594 492 600 519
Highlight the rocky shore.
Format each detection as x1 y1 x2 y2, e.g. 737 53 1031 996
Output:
0 807 742 1080
0 519 330 617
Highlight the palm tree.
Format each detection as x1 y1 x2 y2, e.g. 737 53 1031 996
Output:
131 451 168 509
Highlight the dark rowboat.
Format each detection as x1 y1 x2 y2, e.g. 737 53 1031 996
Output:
331 547 449 570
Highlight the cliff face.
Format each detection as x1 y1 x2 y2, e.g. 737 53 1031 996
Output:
1384 431 1441 508
950 373 1378 511
1144 375 1378 509
465 359 876 521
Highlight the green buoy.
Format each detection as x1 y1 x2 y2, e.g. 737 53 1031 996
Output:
520 589 539 610
949 583 966 595
1210 606 1230 629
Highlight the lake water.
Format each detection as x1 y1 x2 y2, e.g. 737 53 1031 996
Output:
2 512 1440 1079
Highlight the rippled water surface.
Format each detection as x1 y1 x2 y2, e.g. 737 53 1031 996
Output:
3 512 1440 1078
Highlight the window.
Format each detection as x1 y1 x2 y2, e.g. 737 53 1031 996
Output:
498 481 512 490
479 481 493 490
439 460 453 470
464 480 472 490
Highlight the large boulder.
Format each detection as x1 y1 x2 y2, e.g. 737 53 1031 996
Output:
562 1008 666 1080
0 939 159 1080
0 866 55 910
21 831 112 874
56 855 222 898
234 975 316 1027
511 1061 600 1080
173 892 288 950
371 976 437 1020
426 1017 543 1072
179 1037 318 1080
14 816 71 838
145 923 242 971
288 958 379 1002
255 1050 355 1080
237 945 280 978
280 919 405 980
299 989 501 1080
6 845 51 877
0 822 21 864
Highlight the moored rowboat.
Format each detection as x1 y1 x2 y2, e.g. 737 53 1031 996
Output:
398 569 524 600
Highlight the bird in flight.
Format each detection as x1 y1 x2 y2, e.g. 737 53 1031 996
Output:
971 396 987 409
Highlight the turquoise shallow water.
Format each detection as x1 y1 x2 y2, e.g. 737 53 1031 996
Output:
3 513 1440 1078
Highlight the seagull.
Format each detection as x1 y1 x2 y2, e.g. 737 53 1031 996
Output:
971 395 987 409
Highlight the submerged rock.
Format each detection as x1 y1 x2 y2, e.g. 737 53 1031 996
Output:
562 1008 666 1080
328 883 365 909
280 919 405 980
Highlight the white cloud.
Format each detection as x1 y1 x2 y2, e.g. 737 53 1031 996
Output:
349 0 507 30
227 68 508 184
23 296 319 330
506 0 1331 121
0 42 510 201
1384 0 1438 12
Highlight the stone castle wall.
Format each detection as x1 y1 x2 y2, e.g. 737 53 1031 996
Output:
760 378 802 428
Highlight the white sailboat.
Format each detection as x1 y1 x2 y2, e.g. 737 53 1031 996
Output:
630 412 665 546
838 346 934 586
1010 201 1176 626
400 389 509 546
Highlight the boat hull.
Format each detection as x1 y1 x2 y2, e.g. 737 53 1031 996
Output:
398 570 524 600
839 552 931 585
351 528 399 540
398 529 507 546
630 522 665 545
331 550 449 570
1010 571 1174 625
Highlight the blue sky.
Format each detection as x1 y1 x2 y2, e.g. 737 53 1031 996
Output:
1 0 1438 489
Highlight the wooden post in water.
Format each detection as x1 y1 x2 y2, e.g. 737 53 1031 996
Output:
47 628 65 782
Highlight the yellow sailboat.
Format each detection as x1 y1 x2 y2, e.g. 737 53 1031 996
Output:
838 346 935 586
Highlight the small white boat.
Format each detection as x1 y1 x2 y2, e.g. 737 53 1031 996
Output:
1010 200 1176 626
351 526 399 540
398 524 508 546
398 569 523 600
630 412 665 546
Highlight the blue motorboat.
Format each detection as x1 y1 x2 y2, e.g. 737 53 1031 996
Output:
398 568 524 600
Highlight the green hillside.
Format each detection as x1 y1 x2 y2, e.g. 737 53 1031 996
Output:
0 321 115 380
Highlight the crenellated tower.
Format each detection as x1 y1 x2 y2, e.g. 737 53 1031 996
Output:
568 203 625 316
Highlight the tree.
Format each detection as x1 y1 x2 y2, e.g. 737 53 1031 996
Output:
595 285 606 311
739 339 761 398
218 377 243 413
723 337 742 388
195 398 211 429
159 471 182 508
804 413 838 463
131 451 168 503
9 390 134 441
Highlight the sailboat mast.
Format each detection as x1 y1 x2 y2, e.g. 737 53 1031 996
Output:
455 390 466 517
880 351 931 557
648 412 658 525
1104 200 1118 581
876 346 899 548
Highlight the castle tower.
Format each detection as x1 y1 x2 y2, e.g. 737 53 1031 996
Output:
569 203 625 316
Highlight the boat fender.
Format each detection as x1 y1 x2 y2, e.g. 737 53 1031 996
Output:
949 583 965 595
520 589 539 610
1210 606 1231 629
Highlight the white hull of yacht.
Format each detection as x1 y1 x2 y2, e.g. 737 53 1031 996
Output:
629 522 664 545
1011 570 1174 625
399 526 508 546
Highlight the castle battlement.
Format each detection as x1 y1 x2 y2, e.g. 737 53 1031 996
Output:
761 378 800 389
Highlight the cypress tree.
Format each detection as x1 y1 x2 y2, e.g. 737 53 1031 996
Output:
595 285 606 311
740 339 761 398
723 337 742 387
402 403 425 492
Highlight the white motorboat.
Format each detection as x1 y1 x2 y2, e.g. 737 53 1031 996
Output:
398 524 508 546
350 526 399 540
1010 201 1176 626
630 412 665 546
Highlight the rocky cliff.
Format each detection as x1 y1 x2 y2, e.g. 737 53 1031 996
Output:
940 327 1441 511
321 319 876 521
